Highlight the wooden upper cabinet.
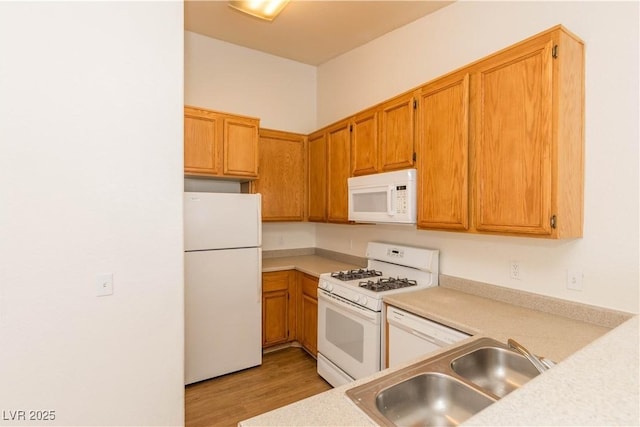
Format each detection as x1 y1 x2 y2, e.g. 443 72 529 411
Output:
307 130 327 222
417 72 470 231
326 120 351 223
472 26 584 238
379 92 416 172
299 25 583 238
184 106 259 179
253 129 306 222
184 107 222 176
351 108 379 176
223 116 259 178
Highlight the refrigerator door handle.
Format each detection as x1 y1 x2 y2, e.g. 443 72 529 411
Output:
256 193 262 247
258 248 262 304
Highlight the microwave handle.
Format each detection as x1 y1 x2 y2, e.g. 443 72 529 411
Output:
387 185 396 216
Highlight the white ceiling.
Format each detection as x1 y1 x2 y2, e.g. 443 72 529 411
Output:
184 1 454 65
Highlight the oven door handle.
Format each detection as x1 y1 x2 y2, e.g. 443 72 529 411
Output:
318 290 379 323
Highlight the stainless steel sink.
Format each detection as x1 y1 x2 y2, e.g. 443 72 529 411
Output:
450 346 540 398
346 337 547 427
375 372 494 427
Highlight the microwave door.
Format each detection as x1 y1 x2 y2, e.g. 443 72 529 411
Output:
349 185 393 222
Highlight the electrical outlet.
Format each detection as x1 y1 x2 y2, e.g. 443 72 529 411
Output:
567 270 584 291
510 261 522 280
96 273 114 297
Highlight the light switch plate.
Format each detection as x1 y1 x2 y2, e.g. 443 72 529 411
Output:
567 270 584 291
96 273 114 296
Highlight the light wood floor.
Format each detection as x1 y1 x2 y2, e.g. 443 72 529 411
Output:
185 347 332 427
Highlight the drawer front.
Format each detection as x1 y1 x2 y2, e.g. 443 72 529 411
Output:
263 270 293 292
301 273 319 299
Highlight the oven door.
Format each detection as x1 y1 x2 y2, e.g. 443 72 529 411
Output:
317 289 381 382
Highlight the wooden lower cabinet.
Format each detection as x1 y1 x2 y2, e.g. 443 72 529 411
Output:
262 271 296 348
297 272 319 357
261 270 319 356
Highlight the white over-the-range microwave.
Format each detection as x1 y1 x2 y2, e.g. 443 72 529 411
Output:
348 169 417 224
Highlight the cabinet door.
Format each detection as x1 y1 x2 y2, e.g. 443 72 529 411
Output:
327 120 351 223
307 131 327 222
417 73 470 230
300 295 318 356
263 289 289 347
254 129 306 221
379 93 416 172
223 116 259 178
473 39 553 235
351 109 379 176
184 107 222 176
298 273 318 357
262 271 296 348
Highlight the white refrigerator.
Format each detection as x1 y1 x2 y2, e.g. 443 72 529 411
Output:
184 192 262 385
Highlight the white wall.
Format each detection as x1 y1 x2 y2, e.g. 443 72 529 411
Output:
262 222 316 251
0 2 184 426
185 31 317 134
316 1 639 313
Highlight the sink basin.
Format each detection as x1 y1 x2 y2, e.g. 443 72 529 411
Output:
451 346 540 397
346 337 550 427
376 372 494 427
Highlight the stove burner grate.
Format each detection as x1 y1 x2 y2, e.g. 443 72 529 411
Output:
331 269 382 281
358 277 418 292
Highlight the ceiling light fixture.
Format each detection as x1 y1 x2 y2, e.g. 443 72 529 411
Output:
228 0 290 21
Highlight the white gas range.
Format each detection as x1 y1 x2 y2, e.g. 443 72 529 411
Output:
317 242 439 387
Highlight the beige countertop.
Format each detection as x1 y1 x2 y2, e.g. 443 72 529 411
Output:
245 254 639 426
240 316 639 427
383 287 610 362
262 255 361 277
465 315 639 426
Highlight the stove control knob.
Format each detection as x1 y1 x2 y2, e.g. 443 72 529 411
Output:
326 283 333 292
360 296 368 305
319 281 326 290
353 295 361 303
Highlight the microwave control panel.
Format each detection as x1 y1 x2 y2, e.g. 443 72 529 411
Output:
395 185 408 214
